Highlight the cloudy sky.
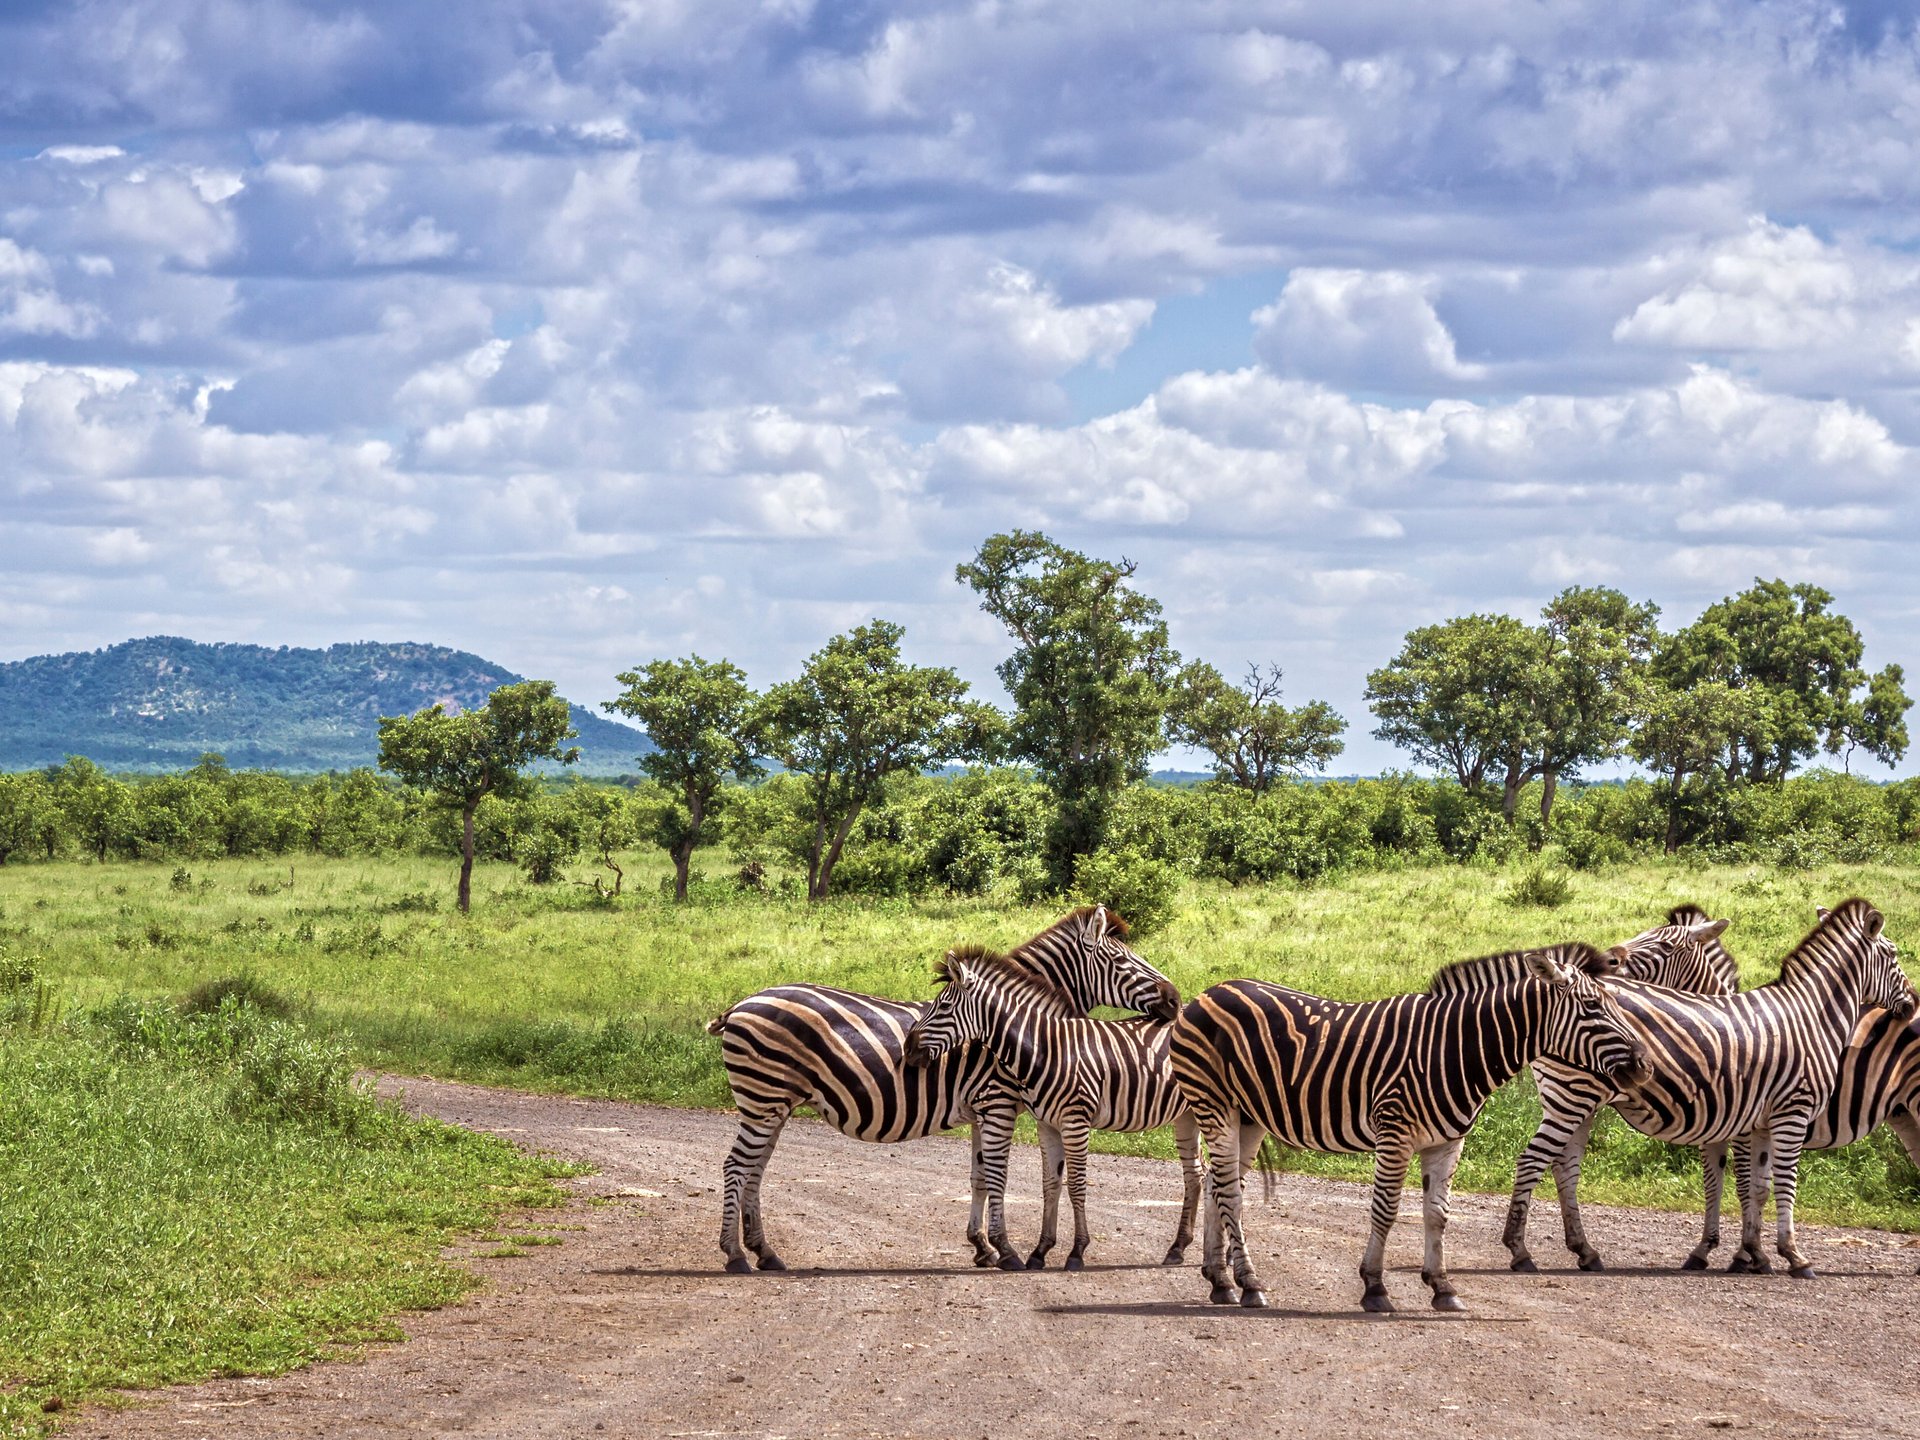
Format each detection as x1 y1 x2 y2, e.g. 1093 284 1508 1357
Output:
4 0 1919 774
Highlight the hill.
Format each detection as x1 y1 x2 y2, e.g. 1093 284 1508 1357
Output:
0 637 652 775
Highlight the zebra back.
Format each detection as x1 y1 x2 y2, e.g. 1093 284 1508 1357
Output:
1427 941 1619 995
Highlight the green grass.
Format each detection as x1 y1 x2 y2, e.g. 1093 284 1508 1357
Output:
0 993 574 1437
3 851 1919 1241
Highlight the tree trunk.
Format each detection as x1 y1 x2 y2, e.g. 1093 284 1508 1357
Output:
1664 765 1685 855
804 814 830 901
458 800 478 914
603 851 624 896
811 807 861 901
1539 770 1559 826
1500 766 1524 824
672 843 692 903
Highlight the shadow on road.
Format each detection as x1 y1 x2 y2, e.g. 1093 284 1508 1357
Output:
1037 1301 1531 1324
596 1262 1170 1280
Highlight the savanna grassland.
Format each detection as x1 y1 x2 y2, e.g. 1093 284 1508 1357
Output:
6 850 1919 1234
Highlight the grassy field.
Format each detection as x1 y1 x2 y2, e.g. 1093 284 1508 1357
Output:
4 851 1918 1237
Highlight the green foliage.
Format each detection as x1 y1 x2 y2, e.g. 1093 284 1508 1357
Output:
1171 662 1346 790
181 972 298 1019
604 655 761 900
1071 847 1180 936
758 620 999 900
1504 865 1574 908
958 531 1181 890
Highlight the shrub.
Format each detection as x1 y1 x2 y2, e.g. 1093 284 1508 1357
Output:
1072 848 1180 936
1504 865 1573 908
182 973 298 1020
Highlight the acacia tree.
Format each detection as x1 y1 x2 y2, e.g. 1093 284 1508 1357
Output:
758 620 999 901
0 772 57 865
604 655 761 901
1171 662 1346 792
1660 579 1910 782
377 680 578 913
1364 613 1541 818
1629 678 1755 854
50 755 133 862
1527 587 1660 823
957 531 1180 890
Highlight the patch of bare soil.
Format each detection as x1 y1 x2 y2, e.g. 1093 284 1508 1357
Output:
71 1077 1920 1439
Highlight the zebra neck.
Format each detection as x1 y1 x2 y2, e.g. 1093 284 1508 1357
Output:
977 1005 1049 1089
1772 958 1868 1037
1425 986 1536 1095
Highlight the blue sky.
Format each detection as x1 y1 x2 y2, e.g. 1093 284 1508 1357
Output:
3 1 1919 775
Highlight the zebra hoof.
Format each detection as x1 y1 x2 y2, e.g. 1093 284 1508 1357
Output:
1361 1289 1394 1315
1209 1283 1237 1306
1726 1253 1752 1274
1788 1264 1818 1280
972 1252 996 1269
1509 1257 1538 1274
756 1254 787 1272
1162 1246 1187 1266
1025 1253 1049 1271
1431 1293 1466 1313
1064 1255 1085 1273
1680 1255 1709 1271
1238 1288 1269 1309
997 1254 1025 1272
1578 1255 1605 1273
724 1257 753 1274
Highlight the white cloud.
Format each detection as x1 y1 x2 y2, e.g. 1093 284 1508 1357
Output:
1254 270 1484 392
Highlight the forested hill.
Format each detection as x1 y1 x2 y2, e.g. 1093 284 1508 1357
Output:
0 637 652 775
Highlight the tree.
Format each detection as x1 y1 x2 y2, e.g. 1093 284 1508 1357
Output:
1629 678 1755 854
1658 579 1910 782
957 531 1181 890
603 655 761 902
1172 663 1346 793
49 756 133 863
376 680 579 913
1364 614 1541 819
1528 587 1660 824
565 784 645 896
758 620 998 901
0 773 57 865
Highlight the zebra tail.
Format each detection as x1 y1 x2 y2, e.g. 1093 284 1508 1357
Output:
1254 1135 1283 1203
705 1008 733 1037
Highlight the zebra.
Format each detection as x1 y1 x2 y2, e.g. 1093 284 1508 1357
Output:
902 946 1200 1272
1496 898 1915 1278
705 905 1179 1274
1170 942 1650 1312
1697 906 1920 1274
1421 904 1740 1273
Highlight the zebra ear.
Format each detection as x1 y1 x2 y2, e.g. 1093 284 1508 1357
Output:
1816 907 1832 920
1088 905 1111 945
1524 950 1574 989
1687 918 1730 941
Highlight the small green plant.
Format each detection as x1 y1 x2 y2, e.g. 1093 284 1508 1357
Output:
183 974 298 1020
169 866 193 891
1071 848 1180 936
1503 865 1573 909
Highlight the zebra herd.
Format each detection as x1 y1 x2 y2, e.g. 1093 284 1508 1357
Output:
706 900 1920 1313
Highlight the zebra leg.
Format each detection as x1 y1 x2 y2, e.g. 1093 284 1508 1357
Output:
1164 1111 1203 1265
1729 1131 1774 1275
1197 1117 1234 1302
1418 1137 1467 1313
1891 1113 1920 1275
1550 1112 1605 1270
969 1101 1024 1270
1683 1141 1730 1270
1061 1118 1094 1272
720 1107 789 1273
1202 1113 1267 1306
1027 1121 1066 1270
1359 1134 1412 1313
1771 1122 1816 1278
1502 1117 1571 1272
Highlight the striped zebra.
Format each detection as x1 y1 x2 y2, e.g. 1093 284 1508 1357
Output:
903 947 1200 1272
706 905 1178 1273
1700 906 1920 1274
1422 904 1740 1273
1170 943 1650 1312
1497 898 1915 1278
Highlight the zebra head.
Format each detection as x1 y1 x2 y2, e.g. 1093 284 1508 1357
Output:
1814 902 1917 1022
1528 947 1653 1090
1606 906 1738 995
1018 905 1181 1021
903 951 1011 1066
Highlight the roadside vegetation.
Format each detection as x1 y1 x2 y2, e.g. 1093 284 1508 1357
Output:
0 949 572 1437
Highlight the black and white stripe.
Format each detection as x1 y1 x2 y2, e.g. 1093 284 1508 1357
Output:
904 947 1199 1272
1496 898 1916 1277
1170 943 1650 1312
706 905 1179 1273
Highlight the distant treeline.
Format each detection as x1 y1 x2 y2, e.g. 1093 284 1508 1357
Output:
4 756 1914 920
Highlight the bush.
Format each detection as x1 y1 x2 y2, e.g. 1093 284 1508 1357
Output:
1504 865 1573 908
1072 848 1180 936
182 973 298 1020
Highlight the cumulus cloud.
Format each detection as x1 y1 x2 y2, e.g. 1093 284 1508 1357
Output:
1254 270 1484 393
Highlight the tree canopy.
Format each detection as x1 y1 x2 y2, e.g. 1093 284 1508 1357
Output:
1172 662 1346 793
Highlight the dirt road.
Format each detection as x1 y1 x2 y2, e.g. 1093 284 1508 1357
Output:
75 1077 1920 1439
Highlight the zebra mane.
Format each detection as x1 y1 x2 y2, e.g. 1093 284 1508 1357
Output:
1428 942 1608 994
1667 903 1710 927
1777 897 1882 983
932 946 1078 1011
1052 903 1131 939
